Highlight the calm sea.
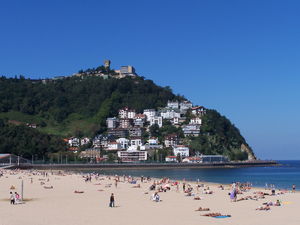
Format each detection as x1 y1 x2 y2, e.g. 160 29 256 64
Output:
95 160 300 190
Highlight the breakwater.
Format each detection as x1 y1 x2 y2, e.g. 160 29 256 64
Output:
17 160 278 170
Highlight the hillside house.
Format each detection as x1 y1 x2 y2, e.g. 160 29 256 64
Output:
179 101 193 113
150 116 163 128
106 141 122 151
160 108 181 119
173 145 189 157
93 134 114 149
182 124 200 137
116 138 130 149
81 137 90 146
189 117 202 125
119 119 132 129
167 100 179 109
107 128 129 138
119 107 136 119
165 156 178 162
130 137 142 147
106 117 119 129
143 109 156 121
133 114 146 127
68 137 80 147
129 127 142 137
148 137 159 145
164 134 179 147
191 106 206 116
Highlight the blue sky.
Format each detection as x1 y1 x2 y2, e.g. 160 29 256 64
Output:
1 0 299 159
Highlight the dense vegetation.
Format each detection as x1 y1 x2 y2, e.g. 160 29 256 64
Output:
0 119 66 160
0 74 255 161
189 110 254 160
0 75 183 136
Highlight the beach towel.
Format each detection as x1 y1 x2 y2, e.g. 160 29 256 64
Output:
214 216 231 218
282 201 293 205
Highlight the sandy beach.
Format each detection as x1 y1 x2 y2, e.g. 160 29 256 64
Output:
1 169 300 225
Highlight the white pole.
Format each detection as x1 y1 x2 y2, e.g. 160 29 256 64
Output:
21 180 24 201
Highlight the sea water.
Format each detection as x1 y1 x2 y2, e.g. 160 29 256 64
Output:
95 160 300 190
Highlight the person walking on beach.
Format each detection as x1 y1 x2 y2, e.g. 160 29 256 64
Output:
10 192 15 205
292 184 296 193
109 193 115 207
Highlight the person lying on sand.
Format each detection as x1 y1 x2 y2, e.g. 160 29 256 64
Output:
74 190 84 194
237 196 253 201
256 206 271 210
195 207 210 211
203 189 213 194
262 200 281 206
132 184 141 188
43 186 53 189
202 213 231 217
194 196 202 200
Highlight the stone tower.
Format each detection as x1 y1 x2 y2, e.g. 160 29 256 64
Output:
104 60 111 69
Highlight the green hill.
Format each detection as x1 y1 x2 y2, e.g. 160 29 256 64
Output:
0 75 183 137
0 73 255 161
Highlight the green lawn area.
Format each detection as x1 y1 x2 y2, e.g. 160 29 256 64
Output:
0 111 99 137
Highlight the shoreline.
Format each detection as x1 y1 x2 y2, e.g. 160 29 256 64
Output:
15 160 278 170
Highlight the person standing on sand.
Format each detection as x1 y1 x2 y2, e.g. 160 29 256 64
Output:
292 184 296 193
10 192 15 205
109 193 115 207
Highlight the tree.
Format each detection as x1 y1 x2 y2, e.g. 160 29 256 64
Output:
149 124 160 137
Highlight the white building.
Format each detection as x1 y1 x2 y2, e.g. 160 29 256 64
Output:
134 114 146 127
191 106 206 116
182 157 201 163
128 110 136 119
119 107 136 119
165 156 178 162
182 124 201 137
164 134 179 147
119 119 132 129
116 138 130 149
190 117 202 125
179 101 193 113
106 142 122 151
173 145 189 157
150 116 163 128
130 138 142 147
148 137 159 145
119 65 137 77
106 117 119 129
167 100 179 109
160 108 181 119
143 109 156 121
68 137 80 147
117 150 147 162
80 137 90 146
